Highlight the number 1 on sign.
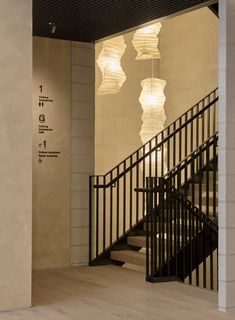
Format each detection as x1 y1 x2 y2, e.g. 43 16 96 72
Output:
39 85 43 93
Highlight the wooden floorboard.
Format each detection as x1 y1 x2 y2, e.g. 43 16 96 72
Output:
0 265 234 319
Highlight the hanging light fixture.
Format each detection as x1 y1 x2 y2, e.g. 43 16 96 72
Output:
97 36 126 95
139 77 167 175
132 23 162 60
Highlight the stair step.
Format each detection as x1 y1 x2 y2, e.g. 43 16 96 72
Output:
110 250 145 267
143 222 188 232
188 184 218 194
202 171 218 179
195 205 218 215
127 236 145 248
128 234 187 249
188 195 218 206
191 191 218 198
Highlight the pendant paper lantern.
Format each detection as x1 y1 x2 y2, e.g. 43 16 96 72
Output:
97 36 126 95
139 78 167 175
132 23 162 60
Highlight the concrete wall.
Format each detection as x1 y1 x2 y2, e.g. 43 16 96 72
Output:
0 0 32 311
32 37 71 269
95 7 218 175
70 42 95 265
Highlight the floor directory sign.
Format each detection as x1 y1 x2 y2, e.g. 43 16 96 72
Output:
37 84 61 164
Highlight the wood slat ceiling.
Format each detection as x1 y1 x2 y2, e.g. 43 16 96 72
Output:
33 0 217 42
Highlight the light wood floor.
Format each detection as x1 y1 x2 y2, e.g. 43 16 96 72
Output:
0 265 234 320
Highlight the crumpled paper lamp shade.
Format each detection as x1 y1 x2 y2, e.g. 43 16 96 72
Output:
139 77 167 175
132 23 162 60
97 36 126 95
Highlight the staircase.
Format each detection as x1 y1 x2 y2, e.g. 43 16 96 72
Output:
89 88 219 291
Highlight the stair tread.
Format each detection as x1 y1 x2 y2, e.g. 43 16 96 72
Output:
127 235 146 247
195 204 218 212
110 249 145 266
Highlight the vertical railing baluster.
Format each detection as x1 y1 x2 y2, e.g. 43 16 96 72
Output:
179 118 182 163
213 137 217 218
189 204 192 284
136 151 139 223
196 214 199 287
169 177 173 261
110 172 113 246
103 176 106 251
196 104 199 172
123 161 126 234
165 180 169 276
207 96 211 139
182 194 185 280
96 176 99 258
167 127 170 172
213 91 216 134
199 148 202 213
177 187 180 277
116 169 119 241
161 133 164 176
149 178 154 279
159 178 164 277
155 137 158 180
149 141 152 178
206 141 209 217
196 104 199 149
191 109 194 152
185 113 188 158
203 223 206 288
130 156 133 229
202 109 205 144
210 228 214 290
174 185 177 276
168 182 172 276
89 176 93 264
146 185 150 281
143 145 146 219
153 178 157 276
173 122 176 167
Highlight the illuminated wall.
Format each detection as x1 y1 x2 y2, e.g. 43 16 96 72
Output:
95 7 218 175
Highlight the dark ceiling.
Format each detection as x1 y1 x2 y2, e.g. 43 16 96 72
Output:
33 0 218 42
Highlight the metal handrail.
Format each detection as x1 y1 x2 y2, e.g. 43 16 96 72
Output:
93 90 218 188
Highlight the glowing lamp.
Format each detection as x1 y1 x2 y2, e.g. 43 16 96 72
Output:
132 23 162 60
97 36 126 95
139 78 167 175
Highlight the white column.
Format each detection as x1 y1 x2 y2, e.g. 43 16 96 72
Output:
0 0 32 311
219 0 235 312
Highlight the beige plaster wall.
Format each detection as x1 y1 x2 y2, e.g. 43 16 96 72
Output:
0 0 32 311
32 38 95 268
32 37 71 269
95 7 218 175
218 0 235 311
70 42 95 265
159 7 218 126
95 33 158 174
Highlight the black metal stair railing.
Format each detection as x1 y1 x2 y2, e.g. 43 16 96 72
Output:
164 132 218 219
136 133 218 289
89 88 218 264
141 178 218 289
